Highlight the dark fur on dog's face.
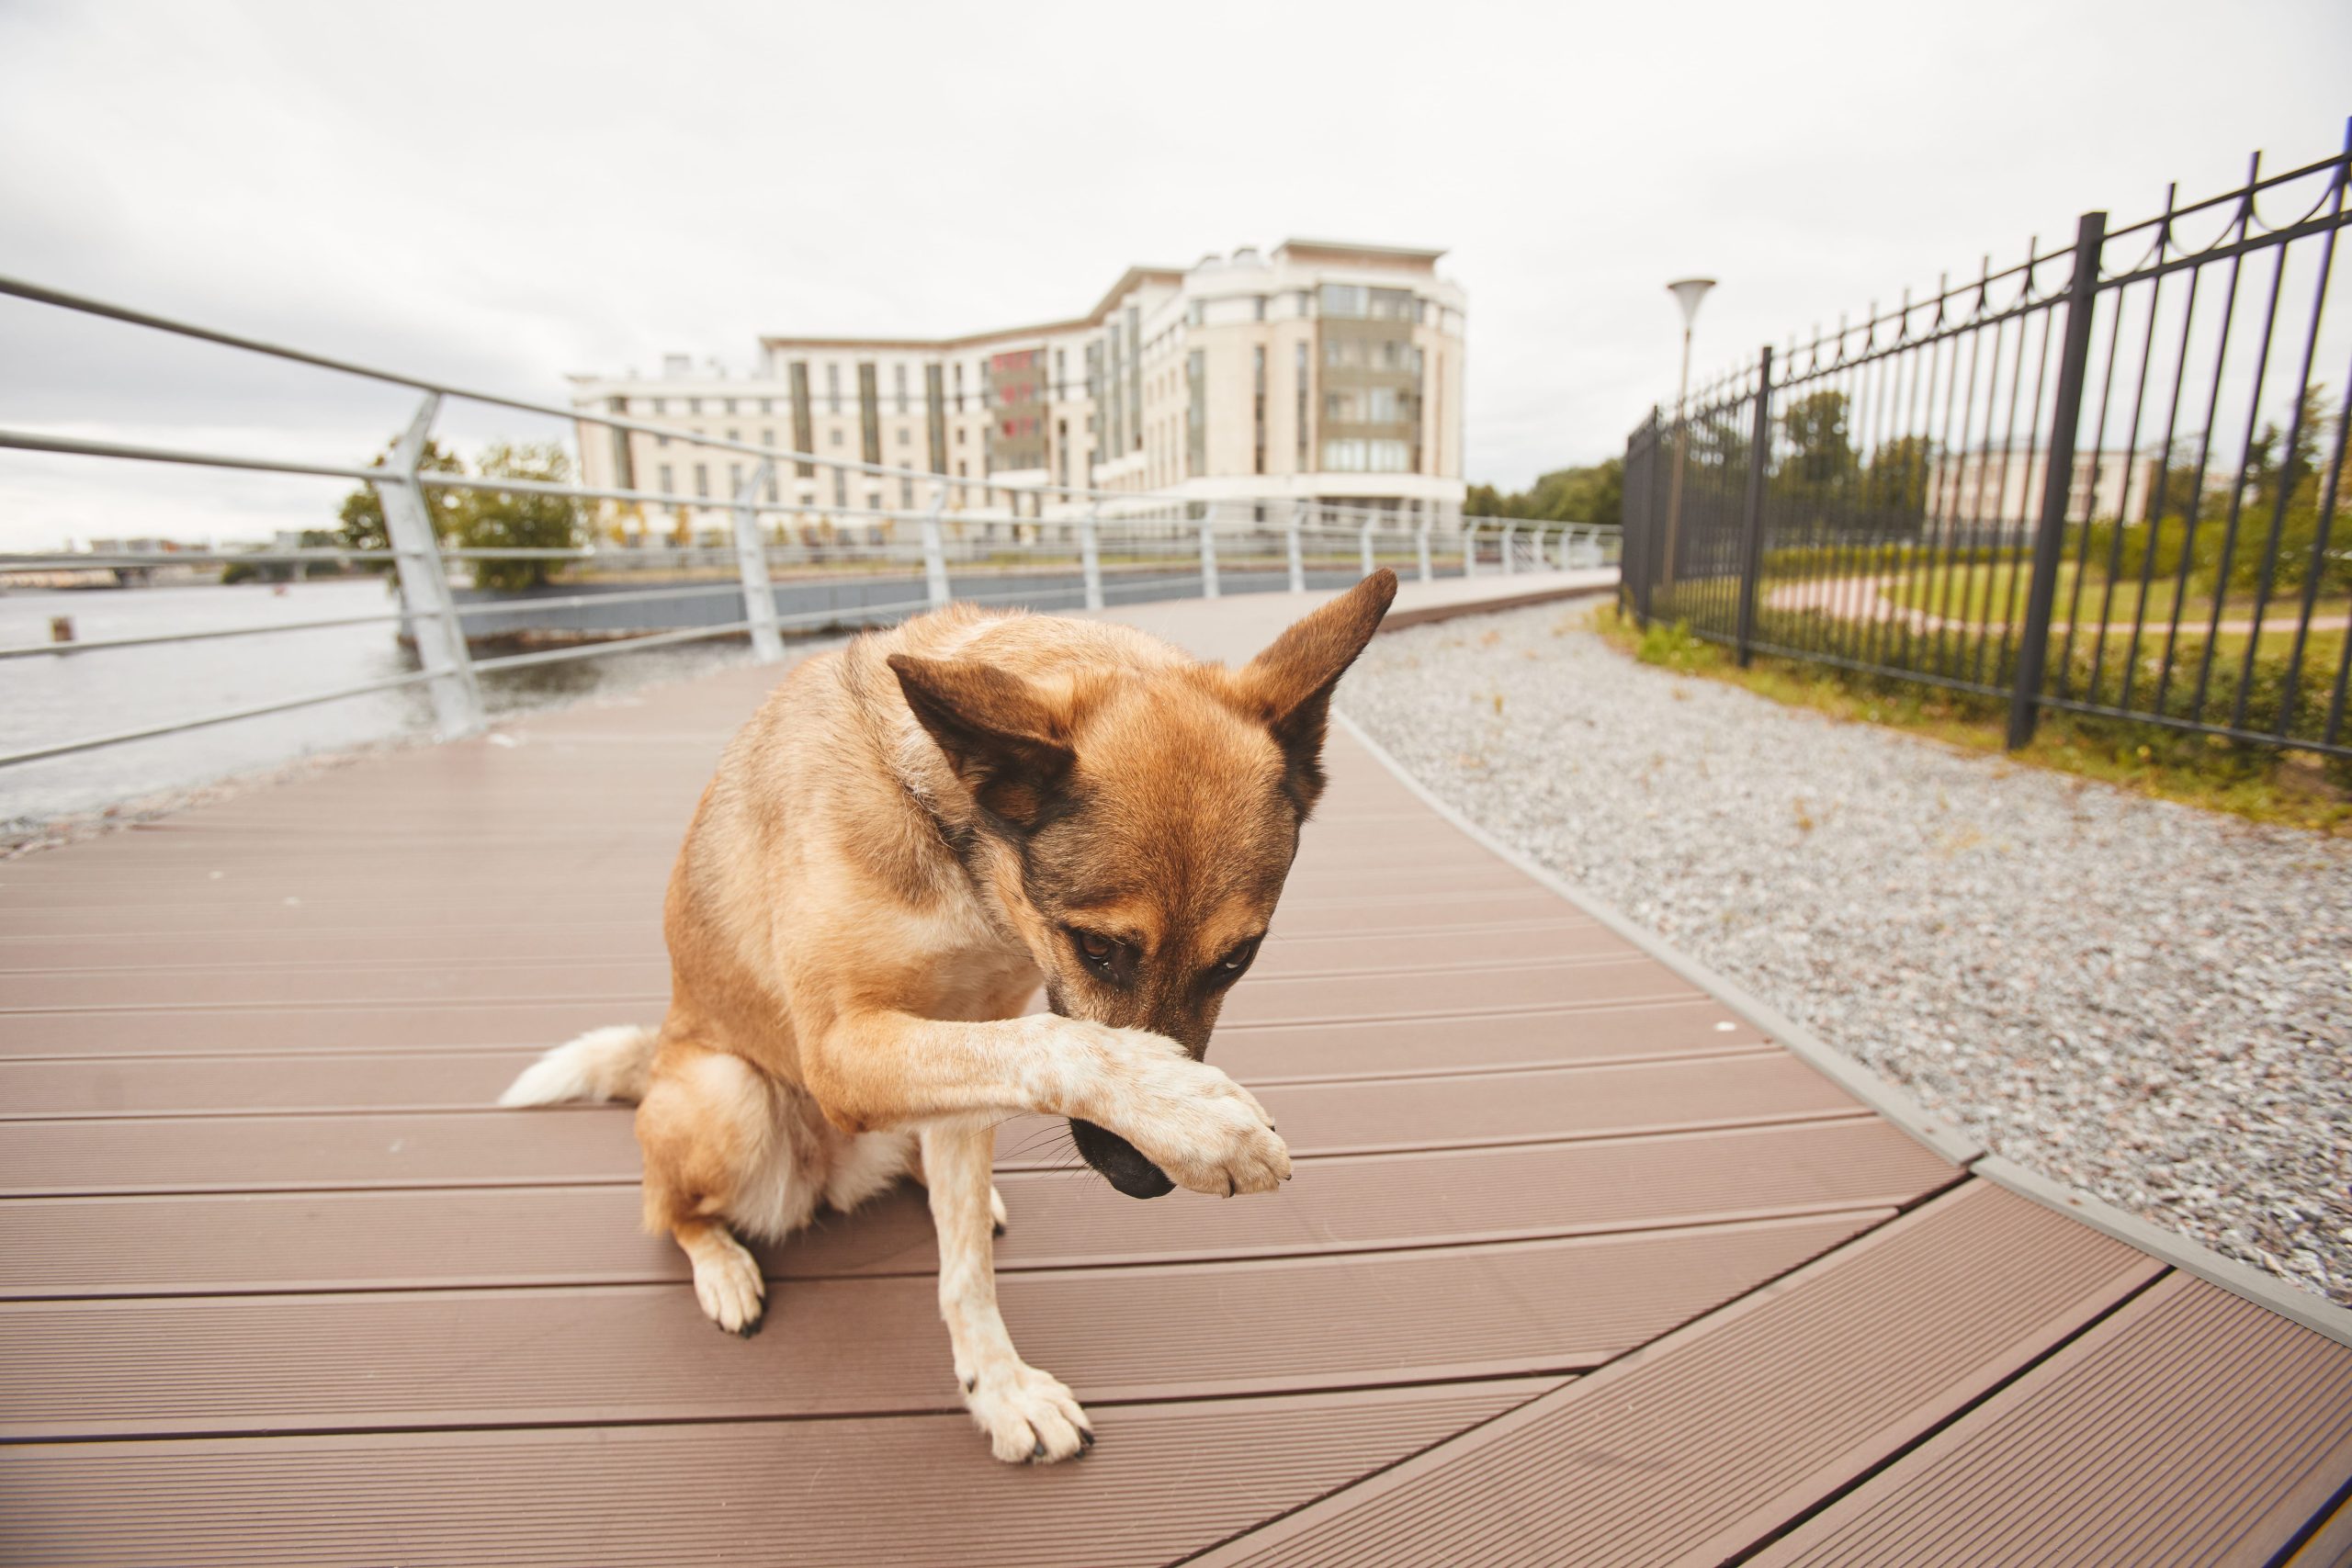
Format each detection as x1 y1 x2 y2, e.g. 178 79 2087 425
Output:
889 571 1397 1197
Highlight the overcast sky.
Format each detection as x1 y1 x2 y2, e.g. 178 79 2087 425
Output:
1 0 2346 548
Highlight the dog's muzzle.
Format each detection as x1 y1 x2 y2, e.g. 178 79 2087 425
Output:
1068 1118 1174 1200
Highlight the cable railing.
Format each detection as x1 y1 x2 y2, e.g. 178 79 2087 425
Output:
0 273 1620 773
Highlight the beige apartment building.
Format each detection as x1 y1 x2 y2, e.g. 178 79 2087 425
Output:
569 240 1467 535
1928 444 2161 533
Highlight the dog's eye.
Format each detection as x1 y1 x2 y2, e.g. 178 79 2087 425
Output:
1215 937 1262 980
1072 929 1119 975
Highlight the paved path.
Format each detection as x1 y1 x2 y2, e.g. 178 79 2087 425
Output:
2 571 2346 1564
1767 574 2352 637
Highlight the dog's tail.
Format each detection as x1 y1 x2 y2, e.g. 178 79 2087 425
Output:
498 1024 659 1108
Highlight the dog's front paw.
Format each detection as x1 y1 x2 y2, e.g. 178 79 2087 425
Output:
963 1362 1093 1463
1113 1044 1290 1198
687 1229 767 1336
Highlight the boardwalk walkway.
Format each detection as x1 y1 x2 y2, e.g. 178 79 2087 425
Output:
3 572 2348 1565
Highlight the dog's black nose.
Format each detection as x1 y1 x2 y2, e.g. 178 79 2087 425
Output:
1068 1118 1174 1200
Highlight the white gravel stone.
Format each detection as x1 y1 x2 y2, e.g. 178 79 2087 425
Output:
1341 601 2352 1308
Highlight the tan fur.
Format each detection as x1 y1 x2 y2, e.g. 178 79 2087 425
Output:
501 571 1396 1463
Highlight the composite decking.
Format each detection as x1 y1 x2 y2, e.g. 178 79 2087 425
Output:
2 575 2347 1565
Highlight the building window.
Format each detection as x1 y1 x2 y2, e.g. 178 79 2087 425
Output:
727 428 741 444
722 398 736 415
659 464 674 493
826 363 841 414
1057 418 1069 489
789 362 814 478
954 363 965 412
762 428 775 447
857 363 881 464
832 468 847 508
1186 299 1204 327
830 427 843 446
759 398 773 414
1185 349 1205 479
893 363 909 414
651 398 668 415
1295 341 1310 468
1319 284 1366 319
694 463 710 497
900 476 914 507
687 397 702 414
925 364 947 474
1252 345 1266 476
1054 346 1066 396
728 463 742 494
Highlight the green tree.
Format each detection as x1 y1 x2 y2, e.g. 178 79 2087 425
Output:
1860 434 1935 521
455 442 583 592
336 438 465 567
1778 389 1859 491
1465 460 1623 526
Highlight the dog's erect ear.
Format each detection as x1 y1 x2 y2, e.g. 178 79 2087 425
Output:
888 655 1075 827
1238 569 1398 814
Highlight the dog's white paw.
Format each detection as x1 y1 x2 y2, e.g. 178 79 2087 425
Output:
1110 1039 1290 1198
963 1362 1092 1463
688 1230 767 1336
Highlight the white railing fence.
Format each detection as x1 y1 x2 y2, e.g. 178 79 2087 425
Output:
0 275 1620 771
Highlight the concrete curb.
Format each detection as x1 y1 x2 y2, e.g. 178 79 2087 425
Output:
1332 708 1985 1168
1336 622 2352 1349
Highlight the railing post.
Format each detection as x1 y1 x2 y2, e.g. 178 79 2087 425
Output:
730 459 784 662
1285 502 1306 592
1080 503 1104 611
2007 209 2107 750
921 484 952 609
1500 522 1516 576
1463 523 1477 578
1734 345 1775 667
378 392 483 738
1198 506 1220 599
1358 517 1375 579
1416 518 1432 582
1532 525 1553 571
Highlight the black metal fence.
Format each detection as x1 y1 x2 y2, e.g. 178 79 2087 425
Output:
1623 121 2352 757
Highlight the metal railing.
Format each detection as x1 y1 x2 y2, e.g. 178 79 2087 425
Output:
1621 120 2352 758
0 275 1618 773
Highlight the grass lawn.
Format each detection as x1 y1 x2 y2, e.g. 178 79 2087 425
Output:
1591 604 2352 835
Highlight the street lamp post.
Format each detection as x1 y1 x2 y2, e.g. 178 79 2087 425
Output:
1662 276 1715 592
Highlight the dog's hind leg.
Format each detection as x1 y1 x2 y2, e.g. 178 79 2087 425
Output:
921 1120 1091 1463
636 1042 816 1337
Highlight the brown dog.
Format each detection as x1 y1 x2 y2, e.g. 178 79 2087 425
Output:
501 569 1397 1462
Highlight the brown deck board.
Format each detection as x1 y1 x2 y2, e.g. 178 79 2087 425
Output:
0 1118 1956 1299
6 581 2345 1563
0 1212 1884 1440
1197 1182 2165 1567
0 1381 1549 1568
0 1053 1865 1195
1748 1273 2352 1567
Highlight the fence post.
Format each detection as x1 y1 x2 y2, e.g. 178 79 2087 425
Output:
1416 517 1432 582
1080 502 1104 611
378 392 483 738
1286 503 1306 592
1463 523 1477 578
2007 210 2107 750
921 484 952 609
1500 522 1516 575
1198 506 1220 599
730 459 784 662
1733 346 1775 667
1359 517 1375 579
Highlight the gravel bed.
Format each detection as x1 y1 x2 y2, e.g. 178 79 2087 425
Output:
1341 600 2352 1307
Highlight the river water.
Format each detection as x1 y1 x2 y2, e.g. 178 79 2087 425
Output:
0 579 758 830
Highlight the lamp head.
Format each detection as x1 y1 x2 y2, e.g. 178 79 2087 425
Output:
1667 277 1717 330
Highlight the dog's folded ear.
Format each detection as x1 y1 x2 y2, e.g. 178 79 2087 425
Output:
1237 569 1398 815
888 655 1075 827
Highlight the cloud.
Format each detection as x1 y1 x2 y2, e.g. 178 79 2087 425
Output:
2 0 2346 547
